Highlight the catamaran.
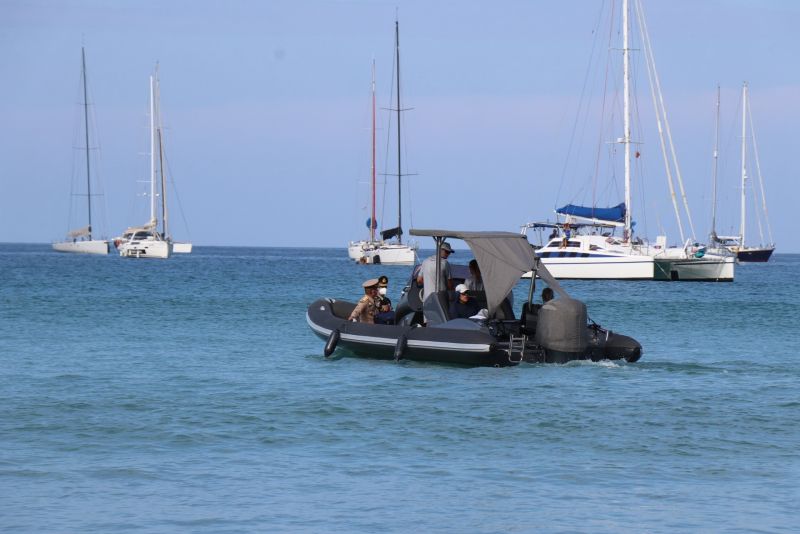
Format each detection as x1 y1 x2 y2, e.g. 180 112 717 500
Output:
53 47 110 255
116 65 191 259
348 21 417 265
522 0 733 281
709 83 775 262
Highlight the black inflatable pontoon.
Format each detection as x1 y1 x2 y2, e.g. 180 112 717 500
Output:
307 229 642 366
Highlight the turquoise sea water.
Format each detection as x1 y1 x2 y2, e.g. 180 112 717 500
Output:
1 243 798 533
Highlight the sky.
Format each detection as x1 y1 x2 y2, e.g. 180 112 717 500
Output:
1 0 798 251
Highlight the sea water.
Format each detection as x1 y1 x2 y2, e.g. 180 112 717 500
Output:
1 244 798 533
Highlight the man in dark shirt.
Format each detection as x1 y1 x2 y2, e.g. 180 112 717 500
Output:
375 275 395 324
449 284 481 319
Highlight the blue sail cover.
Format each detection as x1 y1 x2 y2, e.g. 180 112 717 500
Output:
556 202 626 223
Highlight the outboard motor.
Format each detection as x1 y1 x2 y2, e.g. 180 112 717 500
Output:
534 298 589 363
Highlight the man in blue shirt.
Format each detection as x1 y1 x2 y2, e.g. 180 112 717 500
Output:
449 284 481 319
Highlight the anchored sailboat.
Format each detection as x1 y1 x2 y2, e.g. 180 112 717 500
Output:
523 0 733 281
347 61 382 261
348 20 417 265
116 65 191 259
710 83 775 262
53 47 110 255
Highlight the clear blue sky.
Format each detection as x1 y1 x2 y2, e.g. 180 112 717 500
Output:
1 0 798 251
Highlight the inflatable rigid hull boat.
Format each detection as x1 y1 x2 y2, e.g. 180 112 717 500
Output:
307 297 641 366
307 229 642 367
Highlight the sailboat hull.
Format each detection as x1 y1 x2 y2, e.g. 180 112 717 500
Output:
348 241 370 260
172 242 193 254
654 256 734 281
118 239 171 259
736 247 774 262
358 243 417 265
534 255 655 280
52 240 110 255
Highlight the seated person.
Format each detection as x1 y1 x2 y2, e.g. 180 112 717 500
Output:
375 275 395 325
449 284 482 319
542 287 554 303
348 278 380 323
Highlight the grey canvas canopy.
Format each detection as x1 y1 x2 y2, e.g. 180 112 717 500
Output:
410 229 569 315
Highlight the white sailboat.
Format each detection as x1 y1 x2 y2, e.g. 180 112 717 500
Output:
710 83 775 262
523 0 733 281
348 61 382 261
53 47 110 255
348 21 417 265
117 66 191 258
117 70 170 259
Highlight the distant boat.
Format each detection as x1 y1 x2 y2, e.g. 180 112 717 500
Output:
523 0 733 281
709 83 775 262
347 61 382 261
53 47 109 255
117 65 191 259
348 21 417 265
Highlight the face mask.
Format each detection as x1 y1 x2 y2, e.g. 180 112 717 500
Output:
378 287 387 296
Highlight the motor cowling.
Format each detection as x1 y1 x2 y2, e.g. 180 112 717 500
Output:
534 298 589 361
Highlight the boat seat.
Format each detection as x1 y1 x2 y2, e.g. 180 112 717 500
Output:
330 299 356 319
422 290 452 326
520 302 540 335
494 297 516 321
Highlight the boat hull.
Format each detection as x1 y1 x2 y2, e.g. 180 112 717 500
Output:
348 242 418 265
736 247 774 263
307 298 641 366
308 299 509 366
52 240 109 255
654 256 735 281
172 242 193 254
348 241 367 260
118 239 171 259
531 255 655 280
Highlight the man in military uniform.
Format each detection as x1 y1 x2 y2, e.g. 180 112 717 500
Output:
348 278 381 323
375 275 395 325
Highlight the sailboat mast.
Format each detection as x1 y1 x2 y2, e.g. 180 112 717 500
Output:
711 85 720 239
371 60 377 243
155 68 168 239
740 82 748 248
149 75 156 225
395 19 403 244
81 47 92 239
622 0 632 240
